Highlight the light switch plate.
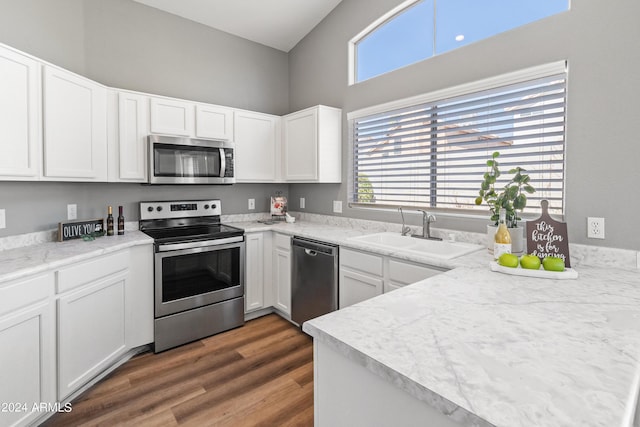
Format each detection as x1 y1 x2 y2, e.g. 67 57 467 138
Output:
67 204 77 220
333 200 342 213
300 198 305 209
0 209 5 229
248 198 255 210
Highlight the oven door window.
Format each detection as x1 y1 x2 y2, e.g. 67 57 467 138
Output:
153 143 221 178
161 246 240 303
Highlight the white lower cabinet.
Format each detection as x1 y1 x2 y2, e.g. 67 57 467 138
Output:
0 274 55 427
245 232 273 313
56 252 129 400
273 233 291 315
339 247 447 308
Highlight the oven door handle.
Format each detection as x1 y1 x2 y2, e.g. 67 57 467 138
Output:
157 235 244 252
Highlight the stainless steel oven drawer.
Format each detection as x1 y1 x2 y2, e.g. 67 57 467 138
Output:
154 297 244 352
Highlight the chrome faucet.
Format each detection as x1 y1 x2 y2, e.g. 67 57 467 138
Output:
398 207 411 236
412 210 442 241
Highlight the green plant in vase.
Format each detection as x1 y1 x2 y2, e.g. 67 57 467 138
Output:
475 152 535 253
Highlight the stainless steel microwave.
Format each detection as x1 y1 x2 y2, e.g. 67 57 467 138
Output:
148 135 235 184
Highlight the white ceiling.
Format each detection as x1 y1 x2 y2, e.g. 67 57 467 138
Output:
132 0 343 52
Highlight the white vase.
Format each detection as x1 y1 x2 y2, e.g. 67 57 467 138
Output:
487 224 524 255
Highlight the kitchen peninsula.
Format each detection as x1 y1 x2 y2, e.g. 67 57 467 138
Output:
304 264 640 427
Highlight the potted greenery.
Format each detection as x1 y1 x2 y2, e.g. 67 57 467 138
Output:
475 151 535 253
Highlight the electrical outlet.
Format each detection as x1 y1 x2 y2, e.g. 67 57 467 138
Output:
0 209 5 229
300 198 305 209
333 200 342 214
67 204 77 220
248 198 255 210
587 217 605 239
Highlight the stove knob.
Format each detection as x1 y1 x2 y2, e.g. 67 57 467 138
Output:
147 206 154 212
204 204 210 209
211 204 217 209
157 206 163 212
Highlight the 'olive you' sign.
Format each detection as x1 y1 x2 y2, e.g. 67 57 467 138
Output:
525 200 571 267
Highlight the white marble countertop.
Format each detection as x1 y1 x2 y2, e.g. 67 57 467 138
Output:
0 231 153 283
232 219 489 270
2 215 639 426
303 264 640 427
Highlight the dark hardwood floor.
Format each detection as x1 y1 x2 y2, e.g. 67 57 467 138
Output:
44 314 314 426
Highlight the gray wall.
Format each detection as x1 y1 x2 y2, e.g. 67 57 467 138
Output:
288 0 640 250
0 0 290 237
0 182 287 235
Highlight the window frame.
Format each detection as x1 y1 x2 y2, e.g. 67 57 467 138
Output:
347 61 568 219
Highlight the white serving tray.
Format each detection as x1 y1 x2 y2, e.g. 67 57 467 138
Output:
490 261 578 280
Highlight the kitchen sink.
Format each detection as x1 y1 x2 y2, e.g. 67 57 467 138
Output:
348 232 482 260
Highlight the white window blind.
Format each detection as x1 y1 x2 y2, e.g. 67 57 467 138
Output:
351 67 567 216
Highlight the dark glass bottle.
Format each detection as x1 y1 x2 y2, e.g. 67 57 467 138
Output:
117 206 125 235
106 206 114 236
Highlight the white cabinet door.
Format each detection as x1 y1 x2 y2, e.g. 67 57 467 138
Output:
57 272 127 399
0 301 55 427
339 268 383 308
42 66 107 180
149 97 194 136
283 107 318 181
196 104 233 140
113 92 149 181
0 45 41 180
273 234 291 315
234 110 280 182
282 105 342 183
245 233 265 312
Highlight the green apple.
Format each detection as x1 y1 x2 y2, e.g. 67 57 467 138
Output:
542 256 565 272
498 253 519 268
520 254 542 270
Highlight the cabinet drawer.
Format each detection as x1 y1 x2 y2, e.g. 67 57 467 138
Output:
388 259 444 286
274 233 291 250
340 248 383 277
56 251 129 294
0 273 53 317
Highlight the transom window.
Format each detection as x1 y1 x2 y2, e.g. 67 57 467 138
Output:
349 62 567 217
351 0 569 83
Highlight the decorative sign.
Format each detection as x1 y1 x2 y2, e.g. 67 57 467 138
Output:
270 196 287 217
526 200 571 267
58 218 104 242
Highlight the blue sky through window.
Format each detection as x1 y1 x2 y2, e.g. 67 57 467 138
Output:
356 0 569 82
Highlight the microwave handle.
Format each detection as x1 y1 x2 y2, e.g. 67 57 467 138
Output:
219 148 226 178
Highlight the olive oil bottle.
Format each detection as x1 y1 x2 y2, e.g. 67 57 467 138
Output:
106 206 114 236
117 206 125 235
493 209 512 259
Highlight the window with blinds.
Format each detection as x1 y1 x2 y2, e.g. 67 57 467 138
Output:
350 66 567 217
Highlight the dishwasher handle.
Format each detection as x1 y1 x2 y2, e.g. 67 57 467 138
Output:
292 236 338 256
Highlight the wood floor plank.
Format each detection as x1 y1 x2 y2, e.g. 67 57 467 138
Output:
43 314 314 426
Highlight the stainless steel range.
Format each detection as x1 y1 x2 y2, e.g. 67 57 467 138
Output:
139 199 245 352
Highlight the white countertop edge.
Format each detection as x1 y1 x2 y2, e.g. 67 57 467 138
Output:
0 232 153 284
302 316 494 427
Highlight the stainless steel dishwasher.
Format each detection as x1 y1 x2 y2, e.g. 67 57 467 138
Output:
291 236 339 325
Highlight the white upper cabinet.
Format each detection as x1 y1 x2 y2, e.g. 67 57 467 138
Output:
196 103 234 140
282 105 342 183
107 91 149 182
234 110 280 182
149 97 194 137
0 45 41 180
42 65 107 181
